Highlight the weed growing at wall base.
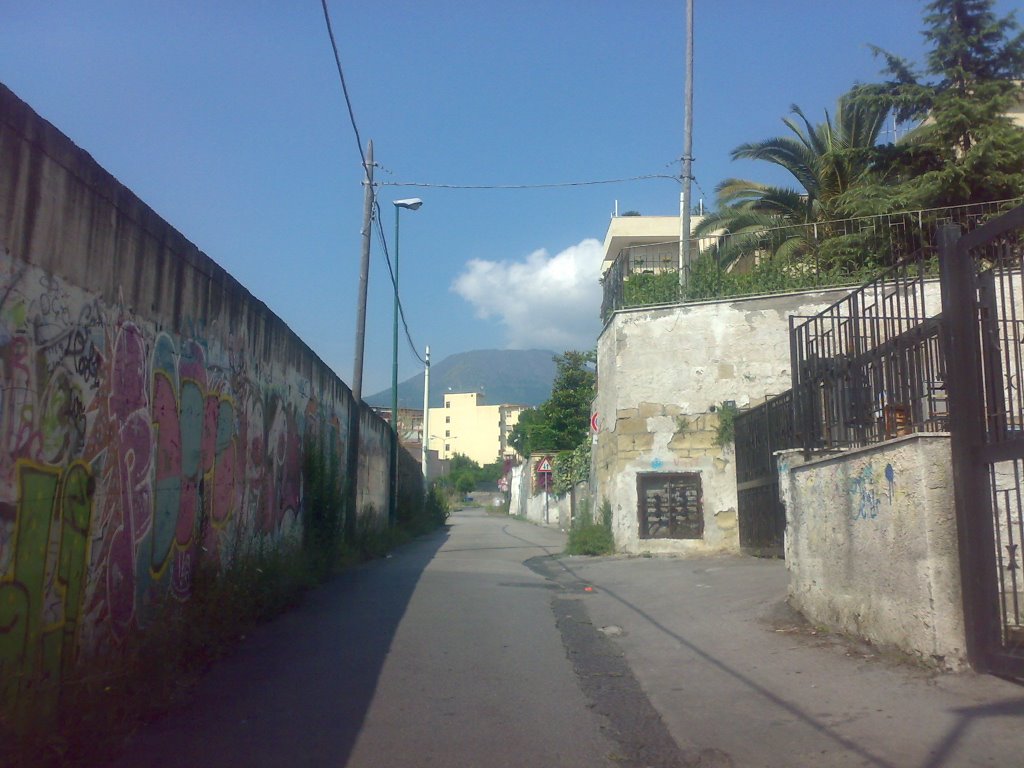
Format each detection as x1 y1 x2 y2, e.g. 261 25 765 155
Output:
0 532 318 768
566 498 615 556
1 464 445 768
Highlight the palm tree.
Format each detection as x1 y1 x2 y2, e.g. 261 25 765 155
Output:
695 92 889 269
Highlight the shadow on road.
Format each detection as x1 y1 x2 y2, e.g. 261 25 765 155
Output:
110 527 450 768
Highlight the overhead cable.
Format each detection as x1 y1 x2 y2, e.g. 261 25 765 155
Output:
320 0 367 170
377 173 679 190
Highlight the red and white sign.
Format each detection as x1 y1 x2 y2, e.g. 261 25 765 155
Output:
537 457 553 472
591 412 599 432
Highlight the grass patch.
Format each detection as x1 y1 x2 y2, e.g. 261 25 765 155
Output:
566 498 615 556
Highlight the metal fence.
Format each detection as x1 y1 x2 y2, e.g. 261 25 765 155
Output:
601 198 1024 322
790 249 949 453
734 391 799 556
940 207 1024 673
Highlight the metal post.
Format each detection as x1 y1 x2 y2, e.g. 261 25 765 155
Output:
679 0 694 291
390 205 401 526
422 345 430 480
938 223 995 671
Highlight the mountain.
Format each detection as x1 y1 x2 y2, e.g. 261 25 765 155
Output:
366 349 557 409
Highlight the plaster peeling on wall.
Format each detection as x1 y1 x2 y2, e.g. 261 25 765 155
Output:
648 416 676 455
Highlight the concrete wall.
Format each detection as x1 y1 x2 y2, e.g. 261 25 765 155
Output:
592 288 850 554
0 83 393 694
779 436 966 668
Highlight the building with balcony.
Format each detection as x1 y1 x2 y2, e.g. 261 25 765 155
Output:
426 392 528 467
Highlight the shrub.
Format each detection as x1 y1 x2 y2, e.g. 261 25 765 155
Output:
713 402 739 447
566 498 615 556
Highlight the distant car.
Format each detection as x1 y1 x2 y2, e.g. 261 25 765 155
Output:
462 495 473 503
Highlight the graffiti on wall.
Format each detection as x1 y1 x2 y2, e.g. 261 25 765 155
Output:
847 462 899 521
0 262 342 697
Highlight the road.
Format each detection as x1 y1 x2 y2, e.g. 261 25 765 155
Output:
110 508 681 767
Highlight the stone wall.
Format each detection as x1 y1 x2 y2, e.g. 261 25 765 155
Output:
779 436 966 668
0 83 392 697
592 289 850 554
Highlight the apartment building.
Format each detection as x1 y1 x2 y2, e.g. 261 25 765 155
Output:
426 392 527 466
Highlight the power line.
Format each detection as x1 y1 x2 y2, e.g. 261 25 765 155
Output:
319 0 366 170
377 173 679 190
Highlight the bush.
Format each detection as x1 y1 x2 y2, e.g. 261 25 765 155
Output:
566 498 615 556
713 401 739 447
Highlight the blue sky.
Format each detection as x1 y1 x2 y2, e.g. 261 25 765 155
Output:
1 1 1005 394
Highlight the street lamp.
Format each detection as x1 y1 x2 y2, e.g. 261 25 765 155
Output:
391 197 423 525
422 345 430 481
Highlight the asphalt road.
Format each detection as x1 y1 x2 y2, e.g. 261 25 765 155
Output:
110 509 673 767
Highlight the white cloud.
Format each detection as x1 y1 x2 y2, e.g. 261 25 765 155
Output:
452 238 604 350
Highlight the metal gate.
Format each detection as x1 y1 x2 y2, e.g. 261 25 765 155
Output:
941 206 1024 675
734 391 798 557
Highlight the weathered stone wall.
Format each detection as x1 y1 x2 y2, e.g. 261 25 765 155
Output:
779 436 965 668
0 83 392 696
592 289 850 554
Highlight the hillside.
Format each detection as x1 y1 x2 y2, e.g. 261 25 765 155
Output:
366 349 556 409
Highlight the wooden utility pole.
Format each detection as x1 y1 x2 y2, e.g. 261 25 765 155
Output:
352 140 374 403
680 0 694 290
347 139 375 540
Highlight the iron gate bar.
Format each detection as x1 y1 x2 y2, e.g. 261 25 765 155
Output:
734 389 798 556
940 206 1024 675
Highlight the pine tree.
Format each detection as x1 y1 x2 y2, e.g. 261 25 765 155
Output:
848 0 1024 210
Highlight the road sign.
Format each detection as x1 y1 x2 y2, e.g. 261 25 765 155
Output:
537 457 552 472
591 412 599 432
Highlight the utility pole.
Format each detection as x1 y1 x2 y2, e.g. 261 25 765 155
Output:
352 140 374 403
346 139 374 540
679 0 694 291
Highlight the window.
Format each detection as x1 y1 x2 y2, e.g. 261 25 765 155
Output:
445 444 451 452
446 416 450 423
445 401 451 408
445 430 450 437
637 472 703 539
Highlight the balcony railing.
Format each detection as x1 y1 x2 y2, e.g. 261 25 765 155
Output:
600 198 1024 322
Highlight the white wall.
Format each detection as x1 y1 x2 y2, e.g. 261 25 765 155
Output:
779 436 966 668
592 288 852 554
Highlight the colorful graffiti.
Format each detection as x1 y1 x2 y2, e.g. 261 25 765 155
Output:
0 262 347 698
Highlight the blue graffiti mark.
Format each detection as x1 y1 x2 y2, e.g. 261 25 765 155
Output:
651 457 664 470
884 463 896 504
850 464 881 521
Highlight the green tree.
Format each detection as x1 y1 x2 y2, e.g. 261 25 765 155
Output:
508 408 557 458
849 0 1024 210
695 92 889 267
509 351 596 457
440 453 483 495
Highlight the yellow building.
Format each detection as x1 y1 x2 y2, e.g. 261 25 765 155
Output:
427 392 528 466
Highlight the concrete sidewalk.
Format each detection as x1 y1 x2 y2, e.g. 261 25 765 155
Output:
555 553 1024 768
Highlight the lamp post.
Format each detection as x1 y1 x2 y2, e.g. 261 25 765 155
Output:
422 345 430 481
391 198 423 525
